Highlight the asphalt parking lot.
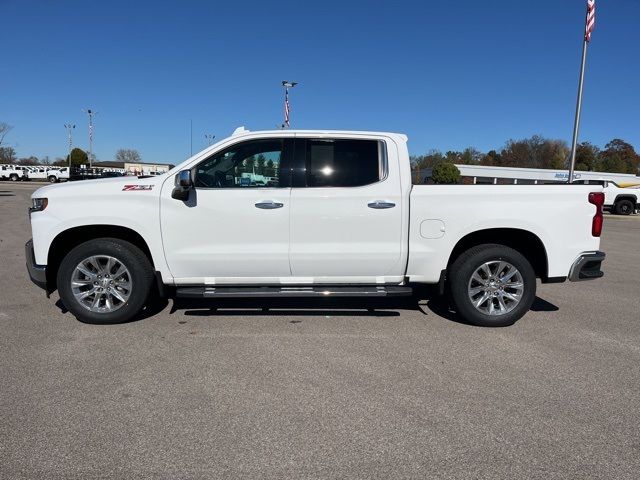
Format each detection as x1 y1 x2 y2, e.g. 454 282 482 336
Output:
1 182 639 479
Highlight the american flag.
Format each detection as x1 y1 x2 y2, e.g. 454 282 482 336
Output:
284 90 290 128
585 0 595 42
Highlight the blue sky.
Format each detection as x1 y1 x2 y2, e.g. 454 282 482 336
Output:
1 0 638 164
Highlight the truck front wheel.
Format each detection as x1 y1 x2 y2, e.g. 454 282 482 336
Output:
57 238 154 324
448 244 536 327
48 175 57 183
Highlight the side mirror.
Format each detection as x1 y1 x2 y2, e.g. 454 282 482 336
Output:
172 169 193 200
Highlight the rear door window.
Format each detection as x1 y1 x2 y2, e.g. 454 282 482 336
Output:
304 139 382 187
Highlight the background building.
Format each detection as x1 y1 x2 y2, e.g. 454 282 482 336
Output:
417 164 640 187
94 161 173 176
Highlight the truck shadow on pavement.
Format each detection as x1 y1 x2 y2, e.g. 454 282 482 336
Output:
177 297 407 318
171 294 559 325
55 293 559 325
424 295 559 325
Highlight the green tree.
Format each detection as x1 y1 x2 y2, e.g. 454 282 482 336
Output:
66 148 88 167
444 150 462 164
498 136 568 169
601 154 627 174
412 149 445 169
480 150 501 166
574 142 600 171
264 159 276 178
601 139 639 174
500 139 531 167
460 147 482 165
243 155 256 174
256 154 266 176
431 162 460 184
540 140 568 169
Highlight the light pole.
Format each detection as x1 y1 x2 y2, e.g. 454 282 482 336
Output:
281 81 297 128
83 108 97 167
64 124 75 169
204 134 215 146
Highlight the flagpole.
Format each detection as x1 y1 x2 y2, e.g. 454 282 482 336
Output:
568 39 588 183
568 0 595 183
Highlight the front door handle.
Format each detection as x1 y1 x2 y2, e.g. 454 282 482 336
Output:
255 201 284 209
368 200 396 209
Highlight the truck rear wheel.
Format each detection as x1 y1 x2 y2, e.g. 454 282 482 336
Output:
48 175 57 183
57 238 154 324
614 199 634 215
10 174 18 181
448 244 536 327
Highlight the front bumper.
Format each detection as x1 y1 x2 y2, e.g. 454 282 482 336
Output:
568 251 605 282
25 239 47 290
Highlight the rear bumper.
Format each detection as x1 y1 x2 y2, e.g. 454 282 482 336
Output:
568 251 605 282
25 239 47 290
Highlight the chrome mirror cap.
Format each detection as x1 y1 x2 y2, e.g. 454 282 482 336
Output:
178 170 192 188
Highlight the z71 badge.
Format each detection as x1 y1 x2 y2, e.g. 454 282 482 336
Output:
122 185 154 191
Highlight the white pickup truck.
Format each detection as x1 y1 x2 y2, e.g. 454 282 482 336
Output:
1 164 29 181
573 179 639 215
26 128 606 327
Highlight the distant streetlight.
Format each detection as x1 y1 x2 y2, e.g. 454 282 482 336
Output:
64 124 75 169
281 80 298 128
204 134 216 146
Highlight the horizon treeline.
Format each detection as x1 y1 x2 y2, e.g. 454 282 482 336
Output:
411 136 640 175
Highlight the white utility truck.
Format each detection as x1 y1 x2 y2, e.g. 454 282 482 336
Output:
26 128 606 327
43 167 70 183
572 179 639 215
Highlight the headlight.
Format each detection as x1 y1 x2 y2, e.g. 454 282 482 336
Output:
29 198 48 215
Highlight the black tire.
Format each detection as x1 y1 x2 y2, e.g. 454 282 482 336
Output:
48 175 57 183
448 244 536 327
57 238 154 324
614 199 634 216
9 174 18 181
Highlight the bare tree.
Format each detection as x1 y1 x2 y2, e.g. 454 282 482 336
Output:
115 149 142 163
17 156 40 165
0 122 13 146
0 146 17 164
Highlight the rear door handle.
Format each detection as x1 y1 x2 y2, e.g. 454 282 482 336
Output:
255 201 284 209
368 200 396 209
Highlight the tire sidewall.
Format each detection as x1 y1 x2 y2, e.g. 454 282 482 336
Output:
450 245 536 327
616 200 633 215
57 239 153 324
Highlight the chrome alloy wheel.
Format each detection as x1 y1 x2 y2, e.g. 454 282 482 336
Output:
467 261 524 316
70 255 132 313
